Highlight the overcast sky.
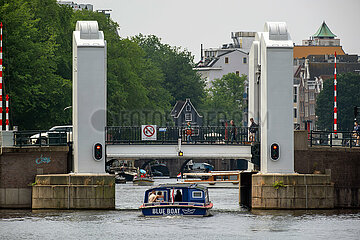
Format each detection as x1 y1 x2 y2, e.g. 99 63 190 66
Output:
75 0 360 61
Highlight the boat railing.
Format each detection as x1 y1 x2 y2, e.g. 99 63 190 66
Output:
143 202 206 207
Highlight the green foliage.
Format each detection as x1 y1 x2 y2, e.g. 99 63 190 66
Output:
1 0 202 129
133 34 205 107
201 73 246 125
0 0 72 129
316 73 360 130
273 180 286 189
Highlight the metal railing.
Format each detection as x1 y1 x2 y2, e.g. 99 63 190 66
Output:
13 130 72 147
105 126 259 145
309 130 360 148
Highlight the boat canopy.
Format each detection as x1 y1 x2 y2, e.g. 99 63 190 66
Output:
143 184 209 204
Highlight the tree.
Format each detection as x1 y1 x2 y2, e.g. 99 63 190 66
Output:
316 73 360 131
0 0 72 130
1 0 198 129
202 73 246 125
133 34 205 107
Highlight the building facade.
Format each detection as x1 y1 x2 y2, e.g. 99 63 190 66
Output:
170 99 203 127
293 22 360 130
58 1 93 11
194 32 255 126
194 31 255 89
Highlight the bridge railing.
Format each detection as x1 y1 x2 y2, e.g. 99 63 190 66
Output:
13 130 71 147
105 126 259 145
309 130 360 148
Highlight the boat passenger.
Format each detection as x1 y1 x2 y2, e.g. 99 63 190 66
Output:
148 190 157 203
174 190 182 202
156 191 164 202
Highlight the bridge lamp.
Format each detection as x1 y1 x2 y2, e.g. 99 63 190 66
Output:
270 143 280 161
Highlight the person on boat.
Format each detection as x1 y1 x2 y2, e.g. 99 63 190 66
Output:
148 190 157 203
156 191 164 202
174 190 182 202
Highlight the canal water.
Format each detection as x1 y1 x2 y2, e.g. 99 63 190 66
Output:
1 178 359 240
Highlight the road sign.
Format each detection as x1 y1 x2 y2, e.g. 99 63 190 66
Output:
142 125 157 141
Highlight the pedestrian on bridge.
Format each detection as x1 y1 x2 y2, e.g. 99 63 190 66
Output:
230 120 238 144
354 122 360 146
249 118 258 142
186 121 193 143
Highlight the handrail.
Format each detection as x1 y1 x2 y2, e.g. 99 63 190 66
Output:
106 126 259 145
309 130 359 148
13 130 72 147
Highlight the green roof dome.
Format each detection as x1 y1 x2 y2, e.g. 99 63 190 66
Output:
312 21 337 38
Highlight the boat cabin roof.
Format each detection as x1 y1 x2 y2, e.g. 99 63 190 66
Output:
143 183 210 204
147 183 208 192
183 171 241 177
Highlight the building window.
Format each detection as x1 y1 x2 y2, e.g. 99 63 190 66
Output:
236 71 240 76
186 105 191 112
309 92 315 100
293 86 298 103
294 108 297 118
185 113 192 122
309 104 315 115
305 106 309 117
243 57 247 64
225 57 229 64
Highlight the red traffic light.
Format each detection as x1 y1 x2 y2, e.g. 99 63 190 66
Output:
94 143 103 160
270 143 279 160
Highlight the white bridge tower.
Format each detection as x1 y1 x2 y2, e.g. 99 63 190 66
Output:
249 22 294 173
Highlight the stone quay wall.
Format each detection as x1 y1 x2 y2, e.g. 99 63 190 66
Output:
252 173 334 209
0 146 68 208
294 131 360 208
32 174 115 209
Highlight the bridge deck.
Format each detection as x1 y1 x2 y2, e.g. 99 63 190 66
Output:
106 144 252 160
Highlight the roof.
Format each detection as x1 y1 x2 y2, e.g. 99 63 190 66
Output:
170 99 202 119
312 21 337 38
170 101 185 117
195 49 248 68
308 62 360 79
293 46 345 59
146 183 208 191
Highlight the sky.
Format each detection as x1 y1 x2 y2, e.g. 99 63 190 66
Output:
75 0 360 62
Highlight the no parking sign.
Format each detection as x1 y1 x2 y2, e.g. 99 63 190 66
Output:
141 125 157 141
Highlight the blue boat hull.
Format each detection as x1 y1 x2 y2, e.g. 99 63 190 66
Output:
141 205 211 217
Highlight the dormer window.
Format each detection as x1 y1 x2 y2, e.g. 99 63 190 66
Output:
186 105 191 112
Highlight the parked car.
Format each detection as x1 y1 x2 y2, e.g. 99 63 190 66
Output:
30 125 72 145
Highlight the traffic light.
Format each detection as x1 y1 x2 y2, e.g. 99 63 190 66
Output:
178 151 183 157
270 143 279 161
94 143 103 160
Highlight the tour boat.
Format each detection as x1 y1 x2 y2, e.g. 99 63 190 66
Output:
133 176 154 186
133 169 154 186
139 184 213 217
179 171 241 188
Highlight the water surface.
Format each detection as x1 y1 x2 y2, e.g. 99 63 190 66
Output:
1 178 359 239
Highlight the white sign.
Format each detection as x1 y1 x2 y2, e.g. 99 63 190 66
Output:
141 125 157 141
